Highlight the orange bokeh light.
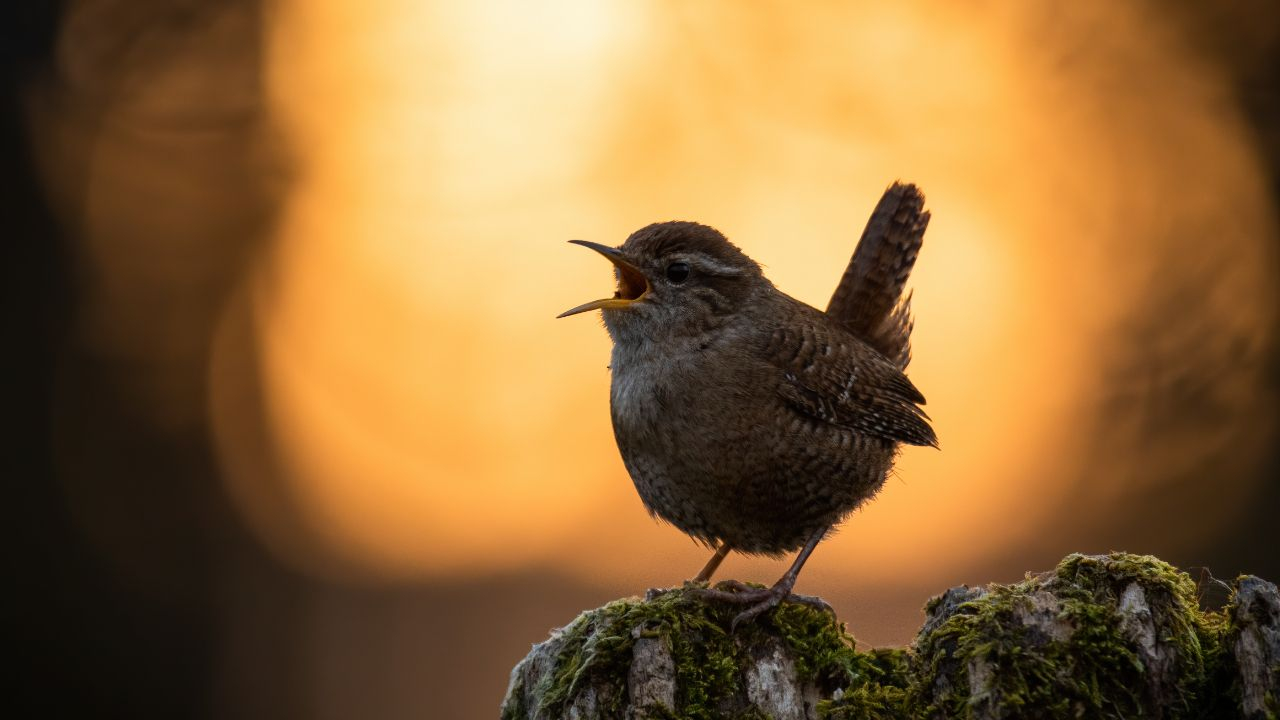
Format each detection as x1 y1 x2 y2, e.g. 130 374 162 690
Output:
209 0 1277 592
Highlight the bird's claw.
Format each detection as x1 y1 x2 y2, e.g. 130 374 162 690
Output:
687 580 834 631
781 592 834 615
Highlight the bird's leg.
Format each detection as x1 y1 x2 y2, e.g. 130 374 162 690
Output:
730 526 831 628
688 526 834 631
691 542 732 584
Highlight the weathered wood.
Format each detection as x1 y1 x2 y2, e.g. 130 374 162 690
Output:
501 553 1279 719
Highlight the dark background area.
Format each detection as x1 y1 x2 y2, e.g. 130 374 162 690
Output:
4 2 1278 718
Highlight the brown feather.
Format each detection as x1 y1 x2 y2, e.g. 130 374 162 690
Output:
824 182 930 371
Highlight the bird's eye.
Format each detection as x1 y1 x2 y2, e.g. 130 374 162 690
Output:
665 262 690 284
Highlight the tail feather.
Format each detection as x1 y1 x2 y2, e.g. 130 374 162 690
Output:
825 182 929 371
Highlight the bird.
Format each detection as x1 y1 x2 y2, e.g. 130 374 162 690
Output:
558 182 935 628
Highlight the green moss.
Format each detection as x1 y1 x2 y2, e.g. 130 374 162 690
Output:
529 585 908 719
912 552 1226 719
816 647 913 719
533 593 688 717
1058 553 1224 713
819 684 909 720
508 553 1271 718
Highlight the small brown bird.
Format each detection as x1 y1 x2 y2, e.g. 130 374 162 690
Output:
559 183 936 628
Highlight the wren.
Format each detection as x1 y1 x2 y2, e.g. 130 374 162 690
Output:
559 183 936 628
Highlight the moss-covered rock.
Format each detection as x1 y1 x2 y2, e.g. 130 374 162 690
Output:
1221 576 1280 719
912 553 1224 719
501 584 899 720
501 554 1279 719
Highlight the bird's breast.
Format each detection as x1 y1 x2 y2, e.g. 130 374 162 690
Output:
608 343 674 439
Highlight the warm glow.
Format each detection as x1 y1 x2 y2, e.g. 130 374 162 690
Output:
210 0 1277 589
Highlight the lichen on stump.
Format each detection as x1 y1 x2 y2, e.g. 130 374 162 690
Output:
501 554 1280 719
912 553 1222 719
501 583 902 720
1222 575 1280 719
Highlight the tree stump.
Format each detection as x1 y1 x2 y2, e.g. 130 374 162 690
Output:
501 553 1279 719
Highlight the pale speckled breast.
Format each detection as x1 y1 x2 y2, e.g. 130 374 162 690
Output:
608 342 686 528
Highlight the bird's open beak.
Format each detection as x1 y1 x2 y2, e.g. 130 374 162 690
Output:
557 240 651 318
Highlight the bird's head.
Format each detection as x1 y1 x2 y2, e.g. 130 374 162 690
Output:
558 221 767 343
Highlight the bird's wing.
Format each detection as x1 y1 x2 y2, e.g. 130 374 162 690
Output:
765 319 937 448
824 182 929 371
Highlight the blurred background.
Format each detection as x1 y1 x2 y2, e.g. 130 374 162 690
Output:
3 1 1279 717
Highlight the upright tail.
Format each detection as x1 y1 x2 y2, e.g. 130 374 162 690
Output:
824 182 929 371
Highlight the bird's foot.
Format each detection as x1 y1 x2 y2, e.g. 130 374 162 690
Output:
688 579 833 631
